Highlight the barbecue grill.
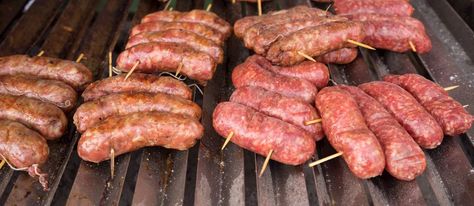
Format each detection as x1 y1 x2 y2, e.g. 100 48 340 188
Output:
0 0 473 205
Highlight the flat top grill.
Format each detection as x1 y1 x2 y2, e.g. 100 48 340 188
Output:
0 0 473 205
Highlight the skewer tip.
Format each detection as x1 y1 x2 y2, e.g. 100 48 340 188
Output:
408 41 417 53
444 85 459 91
259 149 273 177
347 39 376 50
257 0 262 16
206 3 213 12
297 51 317 62
305 118 322 126
308 152 343 167
221 131 234 150
37 50 45 57
0 160 5 170
124 61 140 80
75 53 85 63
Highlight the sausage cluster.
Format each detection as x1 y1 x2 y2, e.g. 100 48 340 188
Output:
117 10 231 84
0 55 93 190
75 73 203 163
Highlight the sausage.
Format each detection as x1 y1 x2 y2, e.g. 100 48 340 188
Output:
232 56 318 103
130 21 225 45
117 42 216 84
0 119 49 190
0 94 67 140
246 55 329 89
315 87 385 179
334 0 414 16
82 74 192 101
0 75 78 111
231 86 324 141
74 92 202 133
359 81 444 149
267 21 365 66
245 16 347 55
339 85 426 181
316 48 358 64
126 29 224 63
140 10 231 38
0 55 93 90
212 102 315 165
234 5 327 38
384 74 473 136
345 13 424 30
78 111 203 163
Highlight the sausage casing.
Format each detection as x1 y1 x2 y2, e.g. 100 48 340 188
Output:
334 0 414 16
316 48 358 64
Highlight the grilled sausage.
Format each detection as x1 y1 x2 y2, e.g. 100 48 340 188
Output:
231 86 324 141
334 0 414 16
360 81 444 149
232 56 318 103
0 55 93 90
78 111 203 163
0 75 78 111
267 21 365 66
82 73 192 101
316 48 358 64
213 102 315 165
0 94 67 140
140 10 231 37
315 87 385 179
130 21 225 45
117 42 216 84
247 55 329 89
339 85 426 181
125 29 224 63
384 74 473 136
74 92 202 133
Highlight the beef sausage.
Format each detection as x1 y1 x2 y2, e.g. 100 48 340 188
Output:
213 102 315 165
384 74 473 136
231 86 324 141
315 86 385 179
0 94 67 140
78 111 203 163
267 21 365 66
0 75 78 111
130 21 225 45
339 85 426 181
232 56 317 103
334 0 414 16
0 55 93 90
247 55 329 89
141 10 231 37
360 81 444 149
125 29 224 63
316 48 358 64
117 42 216 84
82 73 192 101
74 92 202 133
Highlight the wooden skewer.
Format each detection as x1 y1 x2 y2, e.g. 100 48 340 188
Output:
347 39 376 50
164 0 171 10
37 50 44 57
206 3 213 12
309 152 343 167
408 41 417 53
464 105 469 108
75 53 84 63
110 148 115 177
175 62 183 76
305 118 322 126
259 149 273 177
257 0 262 16
108 51 113 77
221 131 234 150
125 61 140 80
0 160 5 170
297 51 317 62
444 85 459 91
325 4 332 13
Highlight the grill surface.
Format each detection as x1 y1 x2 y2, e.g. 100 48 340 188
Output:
0 0 473 205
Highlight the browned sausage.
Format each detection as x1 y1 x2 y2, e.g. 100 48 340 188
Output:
334 0 414 16
74 92 202 133
316 48 358 64
78 111 204 163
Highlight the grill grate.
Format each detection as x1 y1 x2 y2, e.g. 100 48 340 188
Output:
0 0 473 205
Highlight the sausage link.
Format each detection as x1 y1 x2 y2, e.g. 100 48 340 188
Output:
0 55 93 90
0 94 67 140
339 85 426 181
232 56 317 103
117 42 216 84
359 81 444 149
267 21 365 66
74 92 202 133
0 75 78 111
126 30 224 63
213 102 315 165
82 74 192 101
316 48 358 64
316 87 385 179
334 0 414 16
231 86 324 141
78 111 203 163
384 74 473 136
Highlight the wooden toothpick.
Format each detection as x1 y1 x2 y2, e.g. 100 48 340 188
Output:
175 62 183 77
444 85 459 91
257 0 262 16
347 39 376 50
206 3 213 12
297 51 317 62
37 50 45 57
305 118 322 126
124 61 140 80
110 148 115 178
259 149 273 177
221 131 234 150
309 152 343 167
409 41 417 52
0 160 5 170
108 52 113 77
76 53 85 63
